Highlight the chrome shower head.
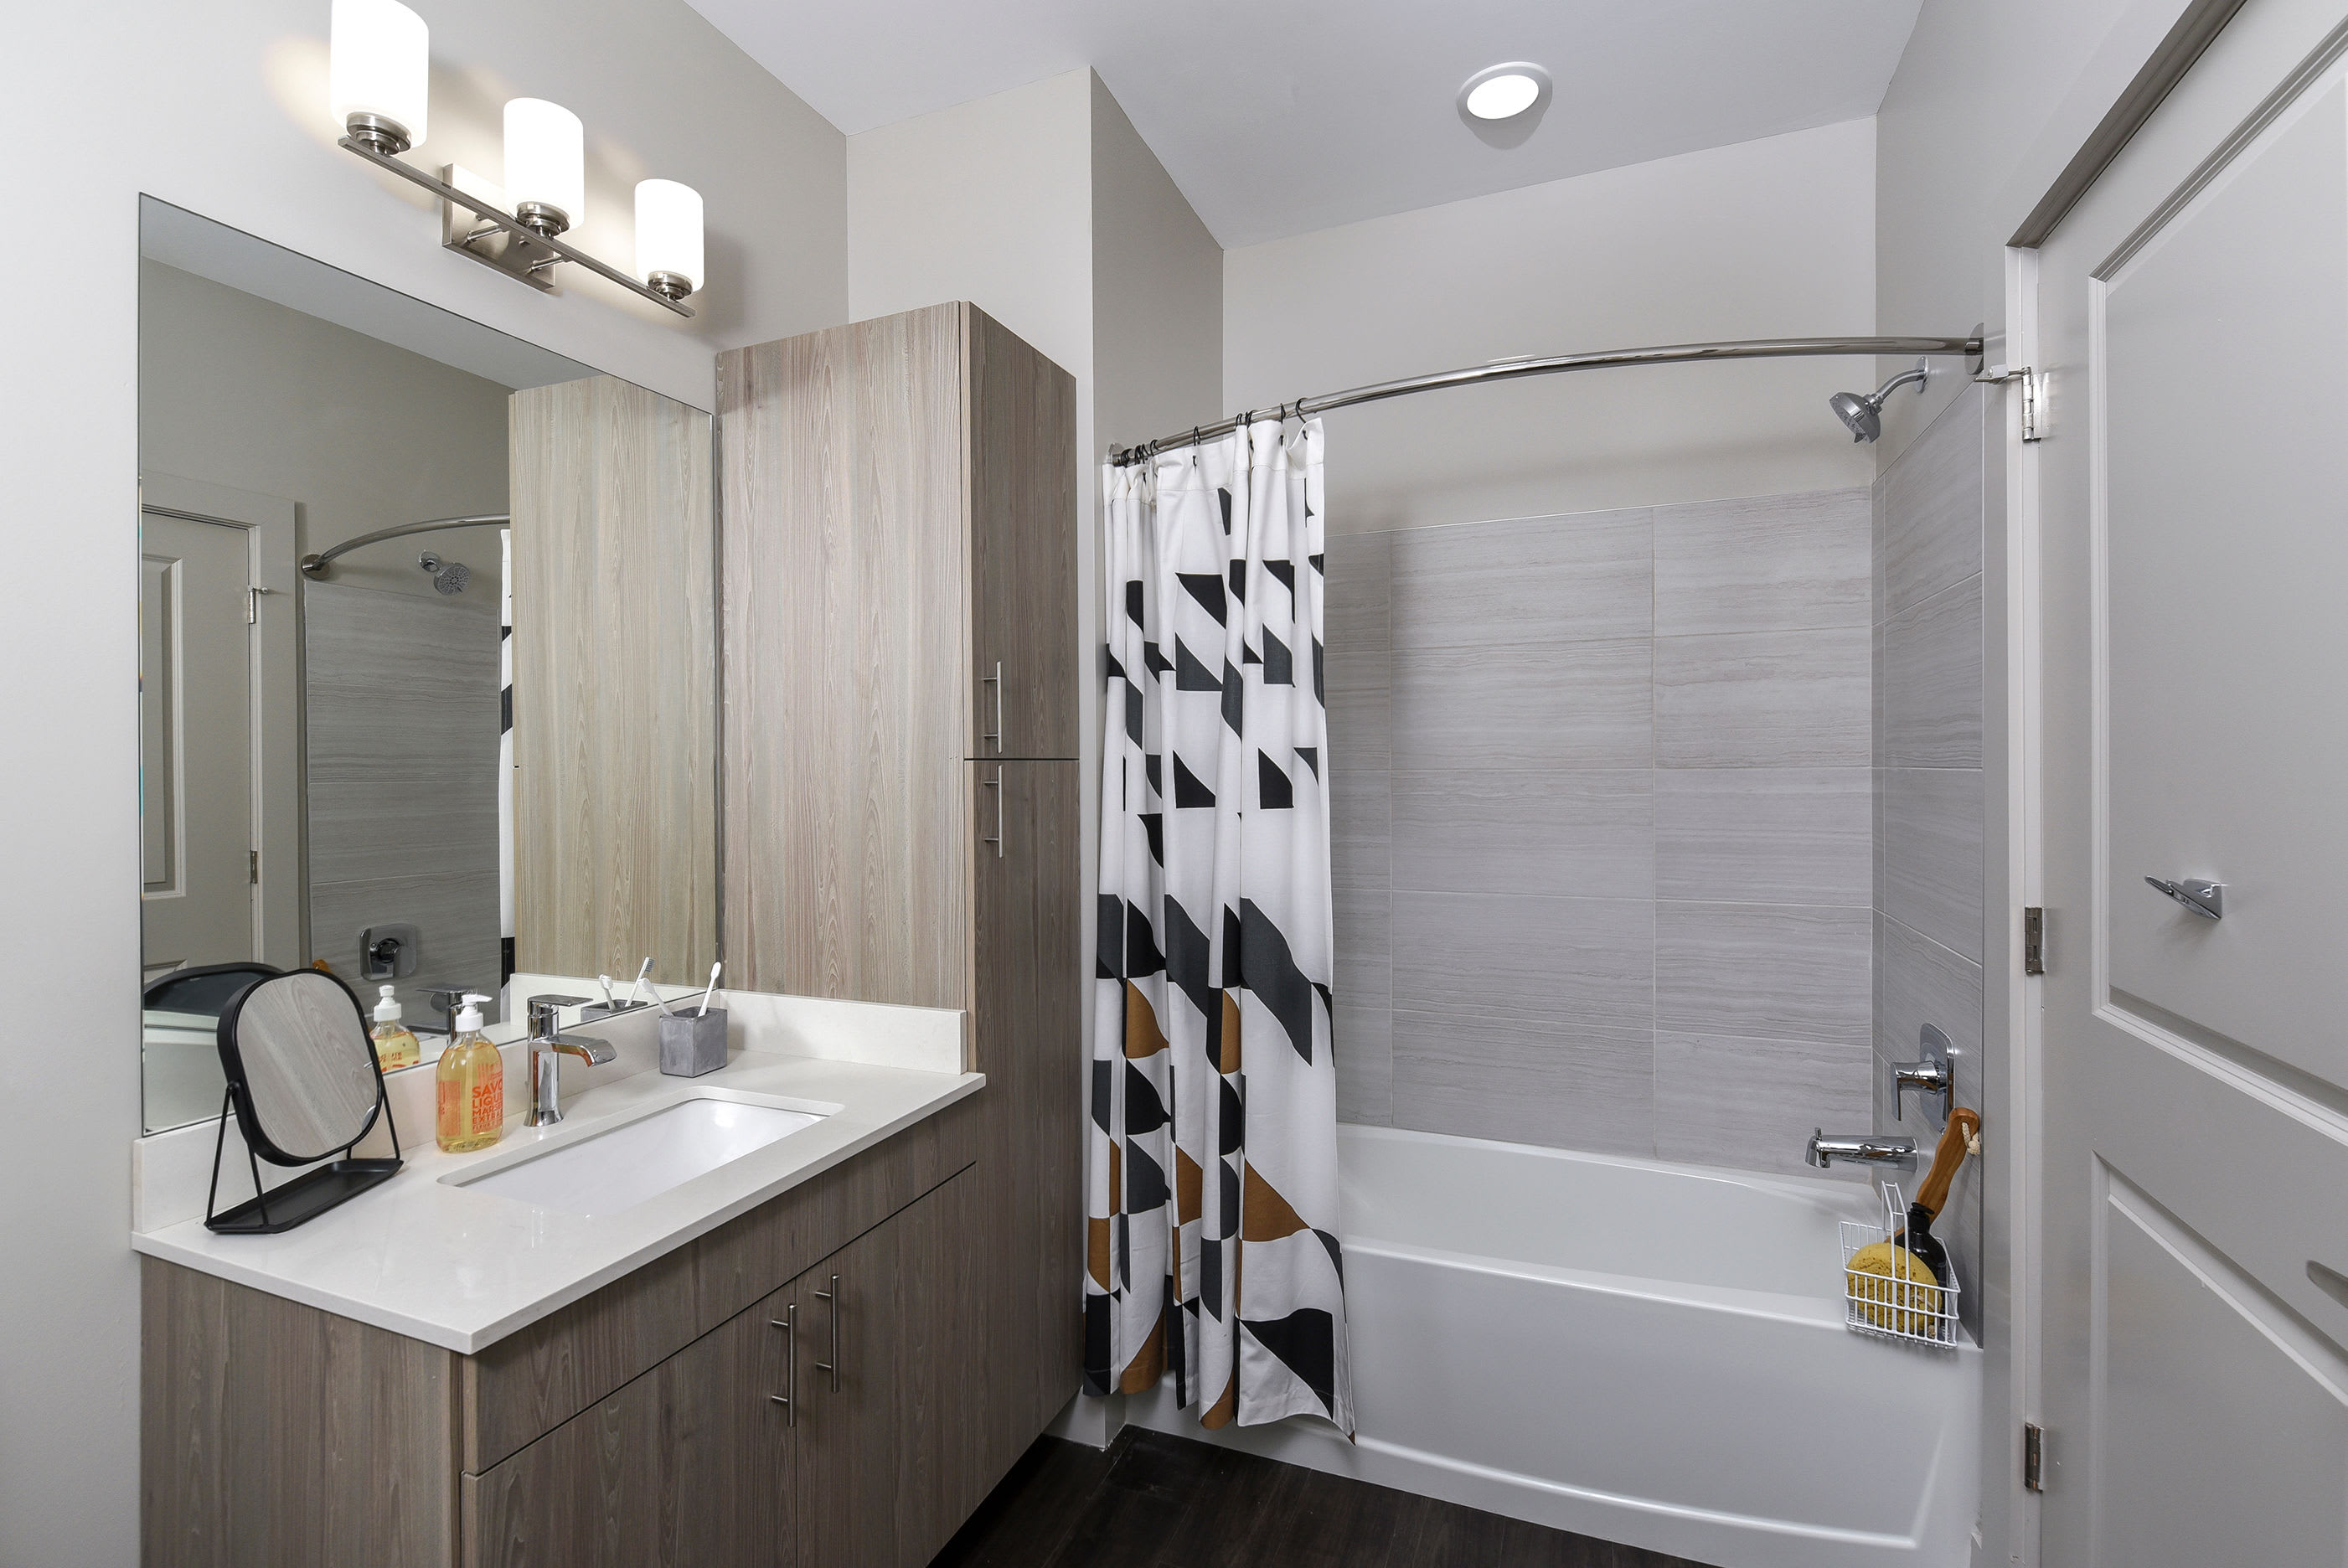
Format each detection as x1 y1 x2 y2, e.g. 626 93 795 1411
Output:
1828 360 1930 443
1828 389 1881 443
419 552 471 595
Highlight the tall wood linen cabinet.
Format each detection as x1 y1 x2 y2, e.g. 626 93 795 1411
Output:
719 302 1083 1529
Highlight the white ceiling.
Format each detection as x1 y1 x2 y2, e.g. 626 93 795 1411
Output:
684 0 1924 247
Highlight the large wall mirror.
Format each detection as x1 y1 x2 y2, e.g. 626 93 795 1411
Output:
138 197 718 1133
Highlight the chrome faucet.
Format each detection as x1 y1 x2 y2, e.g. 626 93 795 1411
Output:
524 994 614 1127
1805 1128 1917 1171
1889 1024 1956 1122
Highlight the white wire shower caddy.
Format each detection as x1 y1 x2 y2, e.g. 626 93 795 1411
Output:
1839 1180 1963 1349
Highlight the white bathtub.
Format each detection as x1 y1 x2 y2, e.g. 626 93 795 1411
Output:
1128 1124 1979 1568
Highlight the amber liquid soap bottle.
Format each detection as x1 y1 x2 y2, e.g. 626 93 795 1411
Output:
435 992 506 1153
370 984 421 1072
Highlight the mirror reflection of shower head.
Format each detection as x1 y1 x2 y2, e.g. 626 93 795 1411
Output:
419 552 471 595
1829 360 1930 443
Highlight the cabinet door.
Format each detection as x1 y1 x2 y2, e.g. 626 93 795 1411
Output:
967 307 1078 761
967 760 1086 1462
511 374 718 981
465 1285 791 1568
791 1168 984 1568
718 311 971 1008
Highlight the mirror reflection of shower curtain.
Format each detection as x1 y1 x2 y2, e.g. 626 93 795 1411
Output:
498 525 513 1013
1088 416 1353 1433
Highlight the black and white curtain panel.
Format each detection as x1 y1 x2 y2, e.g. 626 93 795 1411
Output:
1087 417 1353 1434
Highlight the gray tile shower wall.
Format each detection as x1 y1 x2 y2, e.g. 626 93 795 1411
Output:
1324 487 1876 1181
1871 383 1989 1337
304 581 503 1019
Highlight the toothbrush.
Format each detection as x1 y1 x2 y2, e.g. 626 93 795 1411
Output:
626 957 654 1007
596 973 615 1009
697 962 723 1017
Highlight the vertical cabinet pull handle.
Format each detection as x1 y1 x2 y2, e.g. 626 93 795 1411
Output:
768 1304 796 1426
982 770 1004 858
982 660 1004 753
813 1273 841 1392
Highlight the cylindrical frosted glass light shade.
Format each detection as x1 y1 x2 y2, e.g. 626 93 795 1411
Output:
503 98 585 233
634 180 704 295
328 0 430 147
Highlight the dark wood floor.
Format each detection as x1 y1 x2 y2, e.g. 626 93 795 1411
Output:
929 1427 1717 1568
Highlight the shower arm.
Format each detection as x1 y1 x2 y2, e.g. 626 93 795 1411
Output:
1869 365 1931 405
1107 334 1984 467
299 514 512 580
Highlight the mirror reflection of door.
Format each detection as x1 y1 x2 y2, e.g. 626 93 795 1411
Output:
141 509 254 974
136 197 720 1137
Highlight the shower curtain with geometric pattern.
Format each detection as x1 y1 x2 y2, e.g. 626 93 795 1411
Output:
1086 416 1354 1434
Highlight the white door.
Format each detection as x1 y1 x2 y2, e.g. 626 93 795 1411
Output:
141 510 255 972
2035 10 2348 1563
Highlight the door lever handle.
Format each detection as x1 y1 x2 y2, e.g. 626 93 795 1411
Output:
2145 876 2223 921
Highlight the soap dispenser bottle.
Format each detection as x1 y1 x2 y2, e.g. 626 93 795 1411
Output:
435 992 506 1153
370 985 421 1072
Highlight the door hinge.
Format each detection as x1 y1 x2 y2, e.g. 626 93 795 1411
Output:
2022 906 2046 976
249 848 261 886
2023 1422 2046 1492
1976 364 2042 441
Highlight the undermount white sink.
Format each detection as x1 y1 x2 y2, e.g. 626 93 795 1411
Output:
455 1097 825 1216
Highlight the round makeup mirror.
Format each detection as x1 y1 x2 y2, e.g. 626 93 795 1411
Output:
216 970 385 1163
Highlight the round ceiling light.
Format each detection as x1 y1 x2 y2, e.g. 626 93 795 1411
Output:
1459 62 1551 121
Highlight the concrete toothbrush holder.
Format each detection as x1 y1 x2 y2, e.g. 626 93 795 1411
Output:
659 1008 728 1077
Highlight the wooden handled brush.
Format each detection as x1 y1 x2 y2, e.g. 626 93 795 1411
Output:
1899 1107 1982 1277
1847 1108 1982 1335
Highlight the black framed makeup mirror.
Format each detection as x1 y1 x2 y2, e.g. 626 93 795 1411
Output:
205 969 403 1234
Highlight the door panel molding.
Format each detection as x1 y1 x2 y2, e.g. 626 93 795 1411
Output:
139 472 301 972
2097 994 2348 1148
2087 1159 2348 1564
2085 57 2348 1081
2091 13 2348 279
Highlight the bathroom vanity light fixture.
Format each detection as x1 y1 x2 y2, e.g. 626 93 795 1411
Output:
327 0 703 317
1460 62 1551 121
634 179 704 301
329 0 428 154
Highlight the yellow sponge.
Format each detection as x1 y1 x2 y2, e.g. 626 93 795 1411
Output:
1847 1241 1942 1335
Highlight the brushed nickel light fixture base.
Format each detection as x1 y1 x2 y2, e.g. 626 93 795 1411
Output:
337 137 695 317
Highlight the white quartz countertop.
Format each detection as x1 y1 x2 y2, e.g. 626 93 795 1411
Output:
132 1050 982 1354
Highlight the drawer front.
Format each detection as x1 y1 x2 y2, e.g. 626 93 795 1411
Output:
462 1099 980 1473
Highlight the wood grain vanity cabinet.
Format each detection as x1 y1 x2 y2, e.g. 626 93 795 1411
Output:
143 1110 990 1568
466 1169 983 1568
718 301 1084 1498
143 302 1081 1567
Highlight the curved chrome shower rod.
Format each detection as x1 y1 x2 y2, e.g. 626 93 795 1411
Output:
298 514 512 580
1107 334 1984 467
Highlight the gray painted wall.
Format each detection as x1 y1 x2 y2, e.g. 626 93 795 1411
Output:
2 0 845 1553
1326 487 1876 1180
1871 0 2201 460
1225 121 1880 538
140 258 511 610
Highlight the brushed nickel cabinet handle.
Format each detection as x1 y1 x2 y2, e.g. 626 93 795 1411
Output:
982 770 1004 858
768 1304 796 1425
813 1273 841 1392
982 660 1003 753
